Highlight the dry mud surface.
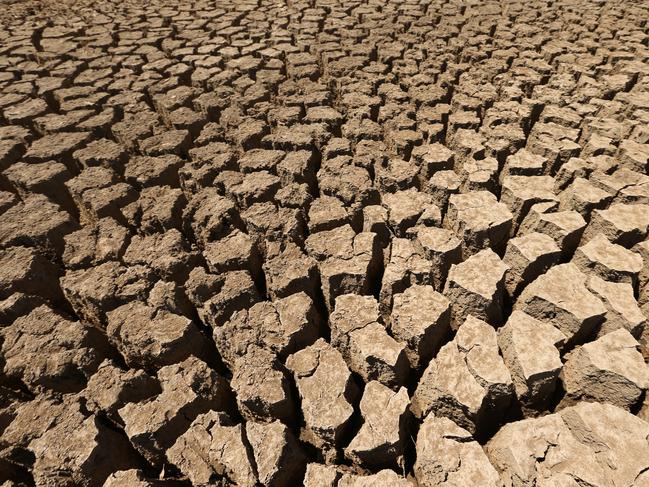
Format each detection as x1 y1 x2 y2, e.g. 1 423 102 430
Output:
1 0 649 485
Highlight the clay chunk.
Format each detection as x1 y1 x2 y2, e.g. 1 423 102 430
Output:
285 338 359 460
487 402 649 487
344 381 410 469
415 415 502 487
330 294 409 388
444 248 509 329
1 305 109 393
516 263 607 345
498 311 565 411
411 315 513 436
119 356 230 466
560 328 649 410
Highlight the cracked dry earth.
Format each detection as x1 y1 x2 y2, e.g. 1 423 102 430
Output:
2 1 649 487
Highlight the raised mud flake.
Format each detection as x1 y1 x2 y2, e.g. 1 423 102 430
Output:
303 463 341 487
277 150 316 188
559 177 613 218
203 229 261 275
411 142 454 182
102 469 171 487
582 203 649 248
119 356 230 467
3 97 49 125
124 154 183 189
23 131 90 170
183 187 239 247
518 207 587 256
30 410 139 487
139 129 191 157
230 346 296 424
390 285 451 370
230 170 281 209
241 202 307 245
3 160 73 212
426 169 462 212
411 315 514 435
380 237 434 319
185 267 260 329
382 189 440 237
560 328 649 410
0 138 24 171
62 217 130 270
0 305 109 393
60 262 155 327
443 248 509 329
275 181 313 209
214 292 319 368
330 293 409 388
503 231 561 296
376 156 420 192
106 301 206 370
486 402 649 487
166 410 257 487
497 310 565 411
263 242 319 300
0 245 62 303
72 137 127 171
516 262 607 345
0 194 77 257
500 175 558 232
344 381 410 470
246 420 307 487
285 338 359 460
572 233 643 286
337 469 412 486
317 162 378 210
122 185 187 234
308 195 351 234
306 225 381 311
409 226 463 290
414 415 502 487
84 359 161 425
122 229 199 283
0 394 79 476
239 148 285 173
444 190 513 256
501 148 548 180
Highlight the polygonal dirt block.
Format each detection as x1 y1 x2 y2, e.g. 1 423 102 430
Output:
516 263 607 345
390 285 451 370
572 234 643 286
498 310 565 411
119 356 230 466
560 329 649 411
415 415 502 487
214 292 319 367
107 301 206 370
329 294 409 388
444 190 513 255
503 232 561 296
230 346 296 424
1 305 109 393
285 338 359 461
411 315 514 436
344 381 409 469
443 248 509 329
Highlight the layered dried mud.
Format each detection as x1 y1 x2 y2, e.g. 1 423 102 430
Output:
1 0 649 486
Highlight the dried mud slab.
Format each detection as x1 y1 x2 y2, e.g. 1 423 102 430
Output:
1 0 649 485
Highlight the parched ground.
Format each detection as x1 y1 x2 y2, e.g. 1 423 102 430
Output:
1 0 649 486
